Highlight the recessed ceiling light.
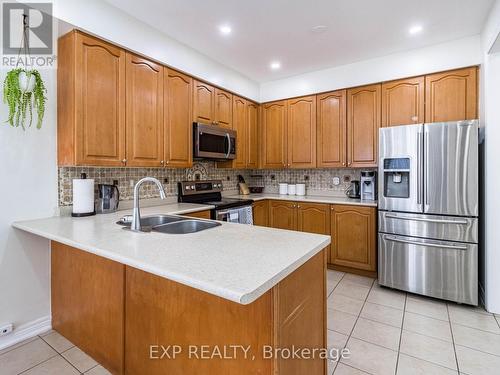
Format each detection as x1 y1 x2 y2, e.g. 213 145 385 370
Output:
219 24 232 35
409 25 423 35
311 25 328 33
270 61 281 70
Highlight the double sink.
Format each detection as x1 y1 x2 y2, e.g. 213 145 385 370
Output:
117 214 221 234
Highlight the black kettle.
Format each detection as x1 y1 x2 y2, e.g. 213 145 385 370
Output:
345 180 360 199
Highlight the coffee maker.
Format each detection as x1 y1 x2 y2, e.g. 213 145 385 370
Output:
360 171 377 201
96 184 120 214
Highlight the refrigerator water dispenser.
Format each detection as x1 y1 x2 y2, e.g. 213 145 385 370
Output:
383 158 410 198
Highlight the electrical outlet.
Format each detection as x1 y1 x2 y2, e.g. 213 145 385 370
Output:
163 178 169 184
129 179 135 187
270 174 276 181
226 176 230 181
343 175 351 183
332 176 340 186
304 175 309 181
0 323 13 336
113 180 119 186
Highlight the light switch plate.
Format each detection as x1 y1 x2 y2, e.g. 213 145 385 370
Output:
332 176 340 186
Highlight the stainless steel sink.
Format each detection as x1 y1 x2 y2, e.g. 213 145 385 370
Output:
117 214 185 231
152 220 221 234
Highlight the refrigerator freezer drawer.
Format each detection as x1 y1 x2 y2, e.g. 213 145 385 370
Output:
378 234 478 305
378 211 478 243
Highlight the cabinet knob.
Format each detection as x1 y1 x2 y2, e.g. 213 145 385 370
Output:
297 205 301 208
122 159 127 164
288 163 291 167
160 160 164 165
166 160 170 164
342 162 346 166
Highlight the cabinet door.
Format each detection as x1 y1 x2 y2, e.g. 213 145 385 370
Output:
317 90 347 168
246 102 259 168
331 205 376 272
74 33 126 166
287 96 317 168
252 200 269 227
215 88 233 128
164 68 192 168
262 101 287 169
269 200 296 230
297 203 330 261
347 84 381 167
425 67 477 122
125 53 164 167
193 80 215 124
232 96 247 168
382 76 424 127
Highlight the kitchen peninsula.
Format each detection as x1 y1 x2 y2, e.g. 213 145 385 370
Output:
13 203 330 375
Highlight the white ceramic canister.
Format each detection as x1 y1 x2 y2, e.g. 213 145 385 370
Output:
296 183 306 196
288 184 296 195
279 183 288 195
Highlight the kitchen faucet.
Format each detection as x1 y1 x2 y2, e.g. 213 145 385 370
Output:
131 177 166 232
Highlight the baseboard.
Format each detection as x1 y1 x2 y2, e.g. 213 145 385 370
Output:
0 316 52 351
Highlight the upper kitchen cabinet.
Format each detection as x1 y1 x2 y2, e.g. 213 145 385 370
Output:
382 76 425 127
246 102 259 168
425 67 478 123
215 88 233 128
261 100 287 168
164 69 193 168
193 80 215 124
125 54 164 167
232 96 248 168
347 84 381 168
317 90 347 168
58 31 126 166
287 96 317 168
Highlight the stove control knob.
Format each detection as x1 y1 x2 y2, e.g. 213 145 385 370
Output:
191 185 196 190
185 186 191 190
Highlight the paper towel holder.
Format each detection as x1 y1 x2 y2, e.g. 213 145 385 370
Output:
72 173 96 217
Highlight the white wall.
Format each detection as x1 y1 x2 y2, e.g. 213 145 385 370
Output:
0 68 57 348
260 35 482 102
53 0 260 102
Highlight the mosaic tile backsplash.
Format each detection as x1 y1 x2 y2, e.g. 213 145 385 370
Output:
58 162 368 206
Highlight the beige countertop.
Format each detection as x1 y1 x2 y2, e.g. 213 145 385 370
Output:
227 193 378 207
12 202 330 305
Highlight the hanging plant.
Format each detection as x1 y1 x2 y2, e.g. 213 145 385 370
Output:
3 68 47 129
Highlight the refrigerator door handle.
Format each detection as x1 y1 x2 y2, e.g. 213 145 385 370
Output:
383 235 468 250
424 130 430 209
384 214 469 225
417 131 423 207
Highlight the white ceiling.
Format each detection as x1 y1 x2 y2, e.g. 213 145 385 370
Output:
103 0 493 83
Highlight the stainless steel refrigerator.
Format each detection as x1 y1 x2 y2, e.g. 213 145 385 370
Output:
378 120 478 305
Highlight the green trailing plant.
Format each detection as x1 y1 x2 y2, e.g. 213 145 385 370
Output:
3 68 47 129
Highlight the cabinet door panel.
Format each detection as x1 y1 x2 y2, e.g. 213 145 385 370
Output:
331 205 376 271
232 96 247 168
193 80 215 124
253 200 269 227
317 90 346 168
165 69 192 168
347 84 381 167
262 101 287 169
425 67 477 122
287 96 316 168
247 102 259 168
269 200 296 230
215 88 233 128
75 34 126 166
382 77 424 127
126 54 164 167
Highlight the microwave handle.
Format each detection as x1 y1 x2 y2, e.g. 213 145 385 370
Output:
225 133 231 158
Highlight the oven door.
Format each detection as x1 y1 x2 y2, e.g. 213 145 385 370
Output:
193 123 236 159
216 206 253 224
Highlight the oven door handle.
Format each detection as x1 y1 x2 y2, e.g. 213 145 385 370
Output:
384 214 468 225
383 235 468 250
225 133 231 159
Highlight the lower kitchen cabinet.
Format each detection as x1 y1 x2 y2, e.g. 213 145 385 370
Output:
269 200 297 230
296 203 331 262
330 204 377 277
253 200 269 227
183 210 211 219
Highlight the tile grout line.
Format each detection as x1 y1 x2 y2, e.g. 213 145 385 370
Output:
0 337 38 357
39 333 83 374
16 350 60 375
394 292 408 375
328 271 346 374
446 304 461 373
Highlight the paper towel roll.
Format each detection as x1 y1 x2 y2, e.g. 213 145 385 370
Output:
72 174 96 216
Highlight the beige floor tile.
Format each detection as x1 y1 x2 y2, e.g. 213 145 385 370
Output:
62 346 98 373
0 336 38 356
327 278 340 296
449 307 500 334
328 329 349 350
351 317 401 350
448 303 492 316
333 281 371 301
400 330 456 370
22 355 79 375
328 293 365 316
41 331 74 353
452 323 500 356
360 302 404 328
85 365 113 374
328 308 358 335
403 312 453 342
334 362 371 374
342 274 374 288
328 359 337 375
0 338 57 375
405 296 449 321
341 337 398 375
397 353 458 375
367 287 406 310
455 345 500 375
38 329 54 338
328 270 345 283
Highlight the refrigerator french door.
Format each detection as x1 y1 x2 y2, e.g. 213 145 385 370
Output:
378 120 479 305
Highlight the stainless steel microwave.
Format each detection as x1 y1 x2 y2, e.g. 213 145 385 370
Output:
193 122 236 160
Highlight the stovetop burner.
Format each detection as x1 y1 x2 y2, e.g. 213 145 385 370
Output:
177 180 253 210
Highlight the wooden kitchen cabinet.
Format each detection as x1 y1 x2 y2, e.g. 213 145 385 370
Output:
215 88 233 128
253 200 269 227
269 200 296 230
247 102 260 168
425 67 478 122
330 204 377 276
125 53 164 167
347 84 381 167
164 69 193 168
317 90 347 168
382 76 425 127
58 31 126 166
261 100 288 168
183 210 211 219
193 80 215 124
287 96 317 168
297 203 331 262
